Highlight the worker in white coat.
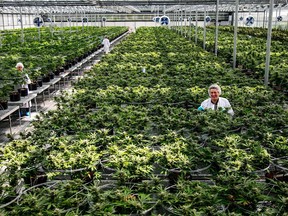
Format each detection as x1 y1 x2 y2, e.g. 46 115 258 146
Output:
102 36 110 54
16 62 31 116
198 84 234 116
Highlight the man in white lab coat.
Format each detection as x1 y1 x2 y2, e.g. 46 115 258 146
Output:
198 84 234 116
102 36 110 54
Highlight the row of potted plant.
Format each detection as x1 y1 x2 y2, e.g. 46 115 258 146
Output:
183 26 288 91
0 26 128 107
2 172 287 215
0 27 287 214
214 26 288 42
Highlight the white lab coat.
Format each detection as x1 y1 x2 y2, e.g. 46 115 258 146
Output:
22 73 31 89
102 38 110 54
15 73 31 108
200 97 234 116
23 73 32 108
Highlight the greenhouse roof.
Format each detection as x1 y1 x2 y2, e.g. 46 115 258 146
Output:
1 0 287 5
0 0 287 13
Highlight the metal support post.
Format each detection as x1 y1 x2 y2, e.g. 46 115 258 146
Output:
215 0 219 55
176 11 178 31
82 12 84 31
29 14 32 27
195 9 198 44
185 9 187 37
256 9 259 27
1 14 4 30
37 8 41 41
12 13 15 29
20 7 24 43
203 7 207 50
263 10 266 28
76 11 78 29
69 12 72 32
61 8 64 34
233 0 239 69
264 8 268 28
95 14 97 27
189 8 192 40
264 0 274 87
181 10 183 35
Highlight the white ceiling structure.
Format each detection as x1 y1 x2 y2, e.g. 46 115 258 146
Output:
0 0 287 14
165 3 288 12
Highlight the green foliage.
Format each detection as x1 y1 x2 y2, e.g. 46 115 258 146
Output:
1 27 288 215
191 26 288 90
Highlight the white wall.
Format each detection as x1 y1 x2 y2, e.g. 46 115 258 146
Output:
1 9 288 31
0 14 35 30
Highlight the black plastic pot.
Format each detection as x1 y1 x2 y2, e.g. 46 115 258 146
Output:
64 63 72 70
49 73 55 80
72 59 78 65
18 88 28 97
78 56 83 61
37 79 43 87
28 82 38 91
64 64 69 70
54 70 60 76
42 75 51 83
0 100 8 110
9 91 21 101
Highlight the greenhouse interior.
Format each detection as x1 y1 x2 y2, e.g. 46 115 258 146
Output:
1 0 288 215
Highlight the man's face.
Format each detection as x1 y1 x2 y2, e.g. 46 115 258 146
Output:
17 66 23 71
210 88 220 101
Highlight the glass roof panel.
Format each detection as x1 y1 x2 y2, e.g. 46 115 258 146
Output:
0 0 287 13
